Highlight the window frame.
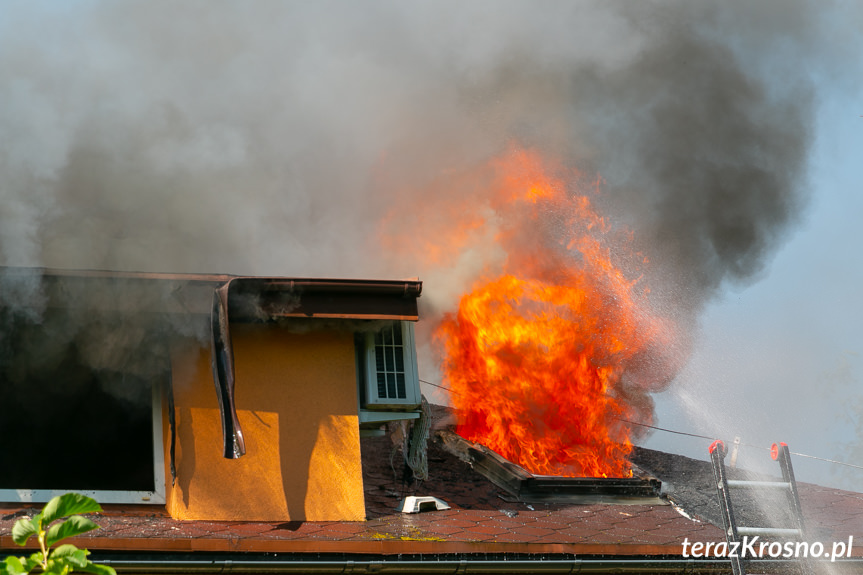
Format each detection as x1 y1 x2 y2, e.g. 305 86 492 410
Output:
362 321 421 409
0 384 167 505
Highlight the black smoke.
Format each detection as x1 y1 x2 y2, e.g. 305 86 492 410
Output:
0 0 858 402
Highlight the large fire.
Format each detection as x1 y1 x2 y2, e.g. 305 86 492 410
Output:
381 144 671 478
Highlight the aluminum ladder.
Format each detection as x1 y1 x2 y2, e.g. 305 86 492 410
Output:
709 440 810 575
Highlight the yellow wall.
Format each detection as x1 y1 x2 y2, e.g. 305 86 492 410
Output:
166 324 365 521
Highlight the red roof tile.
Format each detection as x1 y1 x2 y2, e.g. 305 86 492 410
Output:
2 424 863 567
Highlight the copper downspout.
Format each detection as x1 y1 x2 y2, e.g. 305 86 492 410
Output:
211 280 245 459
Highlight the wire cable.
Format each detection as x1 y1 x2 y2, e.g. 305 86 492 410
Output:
623 419 863 471
621 418 715 441
420 378 464 395
420 378 863 472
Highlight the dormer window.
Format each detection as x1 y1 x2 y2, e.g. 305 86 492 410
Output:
360 321 420 409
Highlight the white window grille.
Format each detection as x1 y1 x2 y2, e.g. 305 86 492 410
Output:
362 322 420 409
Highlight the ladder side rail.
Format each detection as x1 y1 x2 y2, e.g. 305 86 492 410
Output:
775 442 813 575
775 443 807 536
710 441 745 575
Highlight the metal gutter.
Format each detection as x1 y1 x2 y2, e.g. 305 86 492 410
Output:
92 554 863 574
0 266 424 294
1 267 423 317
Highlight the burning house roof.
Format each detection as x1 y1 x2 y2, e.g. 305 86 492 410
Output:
0 267 859 572
1 3 860 572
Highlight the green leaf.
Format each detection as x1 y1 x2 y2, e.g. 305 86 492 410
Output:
50 545 89 569
11 518 38 546
1 556 27 575
42 494 102 526
42 558 72 575
23 555 41 572
45 516 100 548
75 563 116 575
50 545 85 558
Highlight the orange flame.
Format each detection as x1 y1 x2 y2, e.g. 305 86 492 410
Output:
437 272 639 477
380 144 672 477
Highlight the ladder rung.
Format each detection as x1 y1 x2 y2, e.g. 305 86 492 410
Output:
736 527 802 537
727 480 789 489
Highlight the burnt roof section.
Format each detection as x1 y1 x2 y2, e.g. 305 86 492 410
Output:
436 429 664 505
0 266 422 320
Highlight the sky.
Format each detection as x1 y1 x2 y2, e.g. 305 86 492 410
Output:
0 1 861 490
643 93 863 489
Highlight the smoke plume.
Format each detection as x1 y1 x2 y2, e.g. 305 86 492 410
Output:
0 1 857 401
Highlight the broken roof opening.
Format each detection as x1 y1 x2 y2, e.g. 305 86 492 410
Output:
436 428 664 505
